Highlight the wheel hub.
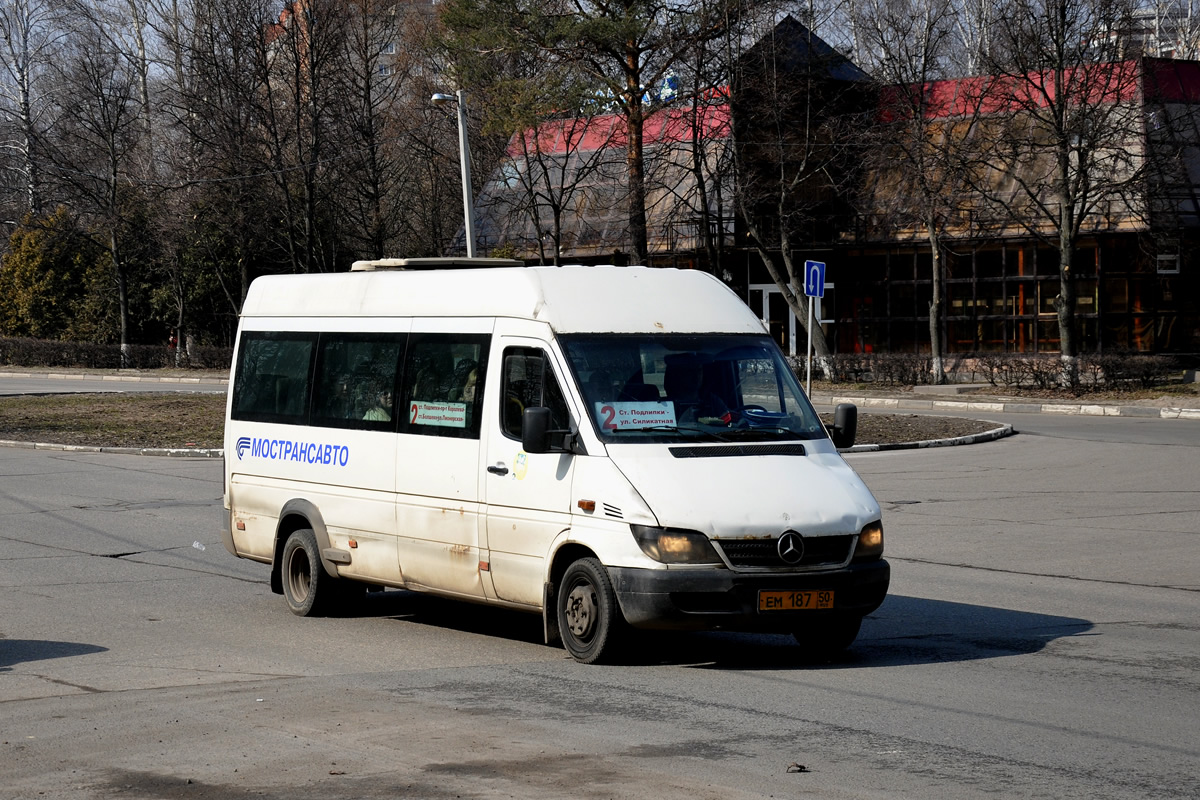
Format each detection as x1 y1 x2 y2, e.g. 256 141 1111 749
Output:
564 584 596 638
288 551 311 602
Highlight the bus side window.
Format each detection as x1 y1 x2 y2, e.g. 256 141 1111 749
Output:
309 334 405 431
231 333 316 424
400 333 490 439
501 347 569 440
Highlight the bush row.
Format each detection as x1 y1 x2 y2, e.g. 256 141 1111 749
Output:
790 352 1182 391
0 337 233 371
0 336 1182 392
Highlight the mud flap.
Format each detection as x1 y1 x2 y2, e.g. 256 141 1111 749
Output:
543 581 560 645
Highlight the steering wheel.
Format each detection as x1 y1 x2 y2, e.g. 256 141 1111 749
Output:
732 404 768 414
725 404 768 427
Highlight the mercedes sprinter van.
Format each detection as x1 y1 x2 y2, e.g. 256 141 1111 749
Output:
222 261 888 663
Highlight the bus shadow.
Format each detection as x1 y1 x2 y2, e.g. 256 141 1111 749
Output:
350 591 1093 669
358 589 546 645
0 639 109 671
644 594 1094 669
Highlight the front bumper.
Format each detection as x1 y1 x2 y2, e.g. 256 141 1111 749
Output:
609 559 890 632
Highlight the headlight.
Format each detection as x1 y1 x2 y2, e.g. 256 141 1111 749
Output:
630 525 723 565
853 520 884 561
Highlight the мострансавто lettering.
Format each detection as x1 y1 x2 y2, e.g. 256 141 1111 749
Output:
240 436 349 466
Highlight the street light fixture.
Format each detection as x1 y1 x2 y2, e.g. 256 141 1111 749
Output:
431 90 477 258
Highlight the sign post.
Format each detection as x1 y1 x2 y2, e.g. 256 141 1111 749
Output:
802 260 826 397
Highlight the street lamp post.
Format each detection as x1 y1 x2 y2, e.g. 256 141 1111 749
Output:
431 89 477 258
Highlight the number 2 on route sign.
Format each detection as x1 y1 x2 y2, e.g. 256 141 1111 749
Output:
804 260 826 299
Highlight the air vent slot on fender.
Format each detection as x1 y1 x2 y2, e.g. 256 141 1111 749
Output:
669 444 807 458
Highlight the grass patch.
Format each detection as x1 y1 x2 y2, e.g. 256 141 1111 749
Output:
0 393 226 449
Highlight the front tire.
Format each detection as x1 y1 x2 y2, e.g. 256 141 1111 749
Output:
281 528 333 616
557 558 622 664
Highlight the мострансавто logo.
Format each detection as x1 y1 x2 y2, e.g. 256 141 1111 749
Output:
236 436 349 466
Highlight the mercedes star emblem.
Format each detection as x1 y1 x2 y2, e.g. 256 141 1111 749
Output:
777 531 805 565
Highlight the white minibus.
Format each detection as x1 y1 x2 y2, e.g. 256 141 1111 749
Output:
222 260 888 663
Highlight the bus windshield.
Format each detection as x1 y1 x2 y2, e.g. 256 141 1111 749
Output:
559 334 828 444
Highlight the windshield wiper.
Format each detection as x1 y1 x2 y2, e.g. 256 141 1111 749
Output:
608 425 730 442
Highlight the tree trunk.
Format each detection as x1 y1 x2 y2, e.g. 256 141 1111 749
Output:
111 229 130 368
18 62 40 216
927 224 946 384
1055 223 1078 387
624 64 649 264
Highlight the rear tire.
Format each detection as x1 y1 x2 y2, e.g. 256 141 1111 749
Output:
281 528 333 616
557 558 622 664
793 614 862 658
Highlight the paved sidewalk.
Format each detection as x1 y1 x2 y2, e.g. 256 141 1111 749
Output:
810 385 1200 421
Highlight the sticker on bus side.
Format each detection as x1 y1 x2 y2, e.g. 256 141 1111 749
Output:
595 401 677 430
410 400 468 428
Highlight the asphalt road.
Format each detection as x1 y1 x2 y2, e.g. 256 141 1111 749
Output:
1 413 1198 799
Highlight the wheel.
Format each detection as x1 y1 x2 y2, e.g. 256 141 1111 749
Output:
793 614 862 658
557 558 622 664
281 528 333 616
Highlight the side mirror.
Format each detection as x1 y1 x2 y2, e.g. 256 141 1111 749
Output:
522 407 587 455
522 407 552 453
830 403 858 449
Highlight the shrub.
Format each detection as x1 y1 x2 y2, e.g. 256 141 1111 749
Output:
0 337 232 371
1083 353 1177 390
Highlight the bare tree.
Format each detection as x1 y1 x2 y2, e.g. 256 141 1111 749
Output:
441 0 750 265
51 17 145 362
855 0 966 380
731 13 871 376
334 0 409 259
1142 0 1200 59
251 0 354 274
511 114 624 264
977 0 1145 378
67 0 158 167
652 35 737 273
0 0 65 219
171 0 278 307
951 0 997 74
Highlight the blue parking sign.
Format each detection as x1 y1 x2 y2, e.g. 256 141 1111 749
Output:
803 260 826 298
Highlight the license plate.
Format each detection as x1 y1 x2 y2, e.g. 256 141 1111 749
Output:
759 590 834 612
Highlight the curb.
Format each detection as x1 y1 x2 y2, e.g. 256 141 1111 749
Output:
842 422 1015 453
0 371 228 386
816 394 1200 421
0 439 223 458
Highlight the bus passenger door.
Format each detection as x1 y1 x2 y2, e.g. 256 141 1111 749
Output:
393 330 490 599
483 340 576 607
